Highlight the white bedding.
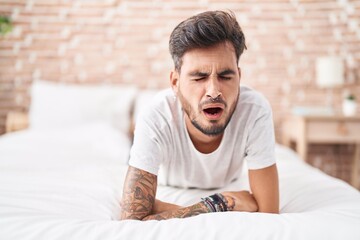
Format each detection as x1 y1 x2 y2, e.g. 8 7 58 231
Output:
1 125 360 240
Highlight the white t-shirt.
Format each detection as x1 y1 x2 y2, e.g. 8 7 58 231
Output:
129 86 276 189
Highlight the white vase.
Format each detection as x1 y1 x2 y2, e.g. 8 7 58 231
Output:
342 99 357 116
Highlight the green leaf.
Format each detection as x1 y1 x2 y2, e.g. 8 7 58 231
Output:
0 16 13 36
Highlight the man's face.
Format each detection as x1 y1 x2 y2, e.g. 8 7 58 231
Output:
171 41 241 137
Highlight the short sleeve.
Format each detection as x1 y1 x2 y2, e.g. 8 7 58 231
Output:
244 107 276 170
128 109 166 175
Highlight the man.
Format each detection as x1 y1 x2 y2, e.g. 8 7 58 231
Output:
120 10 279 221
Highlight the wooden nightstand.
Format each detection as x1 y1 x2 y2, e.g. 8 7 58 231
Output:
282 114 360 189
5 111 29 133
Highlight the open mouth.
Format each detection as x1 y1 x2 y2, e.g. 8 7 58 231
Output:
202 107 224 120
203 107 223 115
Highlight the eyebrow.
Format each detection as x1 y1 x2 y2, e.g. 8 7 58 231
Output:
188 71 209 77
217 69 236 76
187 69 236 77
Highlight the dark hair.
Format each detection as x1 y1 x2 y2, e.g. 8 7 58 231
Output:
169 10 247 72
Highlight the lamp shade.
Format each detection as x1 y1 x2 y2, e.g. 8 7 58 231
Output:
316 56 344 88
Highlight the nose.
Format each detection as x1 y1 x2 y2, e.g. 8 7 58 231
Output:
206 77 222 100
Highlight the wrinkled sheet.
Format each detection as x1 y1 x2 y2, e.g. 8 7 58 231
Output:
1 126 360 240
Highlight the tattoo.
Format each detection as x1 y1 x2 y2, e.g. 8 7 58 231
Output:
120 167 213 221
143 202 210 221
120 166 157 220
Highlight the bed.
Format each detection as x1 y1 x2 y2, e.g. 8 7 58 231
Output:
1 81 360 240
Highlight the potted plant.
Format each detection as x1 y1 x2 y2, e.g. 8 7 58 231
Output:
342 93 357 116
0 16 13 36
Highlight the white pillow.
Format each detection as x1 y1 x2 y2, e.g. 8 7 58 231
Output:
29 80 138 133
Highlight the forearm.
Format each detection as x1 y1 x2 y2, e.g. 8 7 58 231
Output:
143 193 238 221
249 164 279 214
120 166 157 220
151 199 182 214
143 201 210 221
121 185 258 221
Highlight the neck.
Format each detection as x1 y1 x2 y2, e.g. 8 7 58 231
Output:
184 115 223 154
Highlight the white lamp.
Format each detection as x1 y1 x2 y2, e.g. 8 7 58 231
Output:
316 56 344 88
316 56 344 115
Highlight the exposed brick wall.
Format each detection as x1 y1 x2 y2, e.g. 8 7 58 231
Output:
0 0 359 185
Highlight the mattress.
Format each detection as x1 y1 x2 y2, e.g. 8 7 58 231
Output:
0 123 360 240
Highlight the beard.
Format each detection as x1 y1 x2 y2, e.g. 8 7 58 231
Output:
177 88 239 136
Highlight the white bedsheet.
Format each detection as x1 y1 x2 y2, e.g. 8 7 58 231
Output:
0 125 360 240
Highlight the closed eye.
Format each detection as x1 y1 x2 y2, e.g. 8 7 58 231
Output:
220 76 232 80
192 77 206 81
218 69 236 81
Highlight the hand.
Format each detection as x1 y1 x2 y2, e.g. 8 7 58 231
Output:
221 191 258 212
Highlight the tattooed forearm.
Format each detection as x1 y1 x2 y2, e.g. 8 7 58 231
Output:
120 166 212 221
120 166 157 220
143 202 210 221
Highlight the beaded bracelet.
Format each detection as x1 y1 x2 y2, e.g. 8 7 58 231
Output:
201 193 228 212
202 197 216 212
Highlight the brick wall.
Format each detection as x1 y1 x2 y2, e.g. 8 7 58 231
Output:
0 0 359 184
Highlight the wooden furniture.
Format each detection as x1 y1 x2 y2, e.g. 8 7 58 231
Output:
282 114 360 189
5 111 29 133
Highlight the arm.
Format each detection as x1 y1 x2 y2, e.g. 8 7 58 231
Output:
249 163 279 213
119 166 208 220
120 166 211 221
143 202 210 221
144 190 258 220
120 167 258 221
120 166 157 220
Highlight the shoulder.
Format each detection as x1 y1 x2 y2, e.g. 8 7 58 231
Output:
231 85 272 125
135 88 177 130
151 88 176 106
145 88 176 118
238 85 272 113
135 88 174 116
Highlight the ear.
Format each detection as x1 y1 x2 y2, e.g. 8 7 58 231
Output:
170 70 180 94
